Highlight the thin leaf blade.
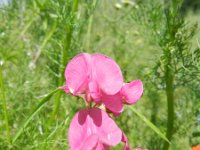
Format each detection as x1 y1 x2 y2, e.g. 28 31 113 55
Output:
12 88 60 143
129 106 171 144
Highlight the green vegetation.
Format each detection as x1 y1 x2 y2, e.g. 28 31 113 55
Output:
0 0 199 149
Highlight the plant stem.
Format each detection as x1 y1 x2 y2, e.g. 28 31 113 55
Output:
84 0 97 51
85 14 93 51
52 0 79 118
0 64 11 145
163 56 174 150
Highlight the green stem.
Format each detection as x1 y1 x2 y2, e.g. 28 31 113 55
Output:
84 0 97 51
0 64 11 145
85 14 93 51
163 58 174 150
52 0 79 118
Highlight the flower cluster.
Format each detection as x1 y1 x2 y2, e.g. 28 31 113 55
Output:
63 53 143 150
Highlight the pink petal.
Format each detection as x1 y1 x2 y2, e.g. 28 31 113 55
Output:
68 108 122 150
80 134 99 150
79 135 110 150
89 108 122 146
88 81 101 103
65 53 91 95
92 53 123 95
121 80 143 105
102 93 123 116
68 109 88 150
95 142 110 150
121 132 130 150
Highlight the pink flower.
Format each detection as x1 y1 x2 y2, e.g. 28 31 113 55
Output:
68 108 130 150
64 53 143 149
63 53 143 115
64 53 123 97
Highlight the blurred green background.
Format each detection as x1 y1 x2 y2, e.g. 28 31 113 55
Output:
0 0 199 149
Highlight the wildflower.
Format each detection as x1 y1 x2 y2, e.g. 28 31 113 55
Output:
68 108 130 150
192 145 200 150
65 53 143 149
64 53 123 96
63 53 143 115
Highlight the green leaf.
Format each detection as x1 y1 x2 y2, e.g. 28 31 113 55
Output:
129 106 171 144
12 88 60 143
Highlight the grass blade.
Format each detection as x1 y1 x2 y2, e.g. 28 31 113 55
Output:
129 106 170 144
12 88 59 143
0 63 11 145
31 22 57 67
